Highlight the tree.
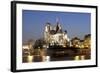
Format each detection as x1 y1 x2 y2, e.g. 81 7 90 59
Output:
33 38 46 49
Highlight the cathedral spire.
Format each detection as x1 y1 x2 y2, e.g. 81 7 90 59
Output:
56 17 60 25
56 17 62 33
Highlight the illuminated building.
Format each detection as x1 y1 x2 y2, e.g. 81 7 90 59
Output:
71 37 80 48
79 40 84 49
22 40 34 58
83 34 91 49
71 34 91 49
44 18 70 47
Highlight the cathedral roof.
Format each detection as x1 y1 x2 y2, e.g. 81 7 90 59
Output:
49 30 56 35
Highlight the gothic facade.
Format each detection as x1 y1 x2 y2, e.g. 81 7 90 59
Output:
44 20 70 47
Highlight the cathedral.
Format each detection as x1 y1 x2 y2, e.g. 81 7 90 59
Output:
44 18 70 47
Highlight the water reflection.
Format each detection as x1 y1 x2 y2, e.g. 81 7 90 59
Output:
23 55 89 63
28 55 33 62
23 47 90 63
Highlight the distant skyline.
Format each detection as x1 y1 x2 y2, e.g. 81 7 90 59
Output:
22 10 91 42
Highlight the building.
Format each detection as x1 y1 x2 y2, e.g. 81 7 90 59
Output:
71 37 80 48
83 34 91 49
79 40 84 49
22 40 34 57
44 18 70 47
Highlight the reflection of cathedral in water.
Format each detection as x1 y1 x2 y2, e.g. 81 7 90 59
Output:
44 19 70 47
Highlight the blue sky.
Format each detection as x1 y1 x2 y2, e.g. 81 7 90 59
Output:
22 10 91 42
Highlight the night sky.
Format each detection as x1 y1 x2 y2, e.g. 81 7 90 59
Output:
22 10 91 42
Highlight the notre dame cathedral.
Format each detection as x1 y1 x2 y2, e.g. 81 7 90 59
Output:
44 18 70 47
